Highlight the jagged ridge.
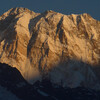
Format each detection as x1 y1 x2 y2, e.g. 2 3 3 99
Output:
0 7 100 89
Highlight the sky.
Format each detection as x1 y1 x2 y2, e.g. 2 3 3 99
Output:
0 0 100 20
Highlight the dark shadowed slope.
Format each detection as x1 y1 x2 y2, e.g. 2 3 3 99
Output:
0 62 100 100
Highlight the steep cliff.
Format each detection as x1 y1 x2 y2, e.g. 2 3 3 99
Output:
0 7 100 89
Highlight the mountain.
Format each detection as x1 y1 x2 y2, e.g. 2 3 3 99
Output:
0 85 21 100
0 7 100 89
0 63 99 100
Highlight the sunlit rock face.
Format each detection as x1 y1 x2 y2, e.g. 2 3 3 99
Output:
0 7 100 89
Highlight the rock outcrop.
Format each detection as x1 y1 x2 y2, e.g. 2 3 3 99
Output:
0 7 100 89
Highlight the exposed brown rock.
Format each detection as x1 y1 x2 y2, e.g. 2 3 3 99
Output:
0 7 100 89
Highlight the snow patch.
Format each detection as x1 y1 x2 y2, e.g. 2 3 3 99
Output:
0 85 21 100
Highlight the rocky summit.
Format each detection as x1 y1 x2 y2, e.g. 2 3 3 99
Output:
0 7 100 90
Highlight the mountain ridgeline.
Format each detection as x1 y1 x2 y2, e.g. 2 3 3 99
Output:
0 7 100 90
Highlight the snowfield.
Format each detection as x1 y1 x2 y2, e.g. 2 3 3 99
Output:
0 85 21 100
